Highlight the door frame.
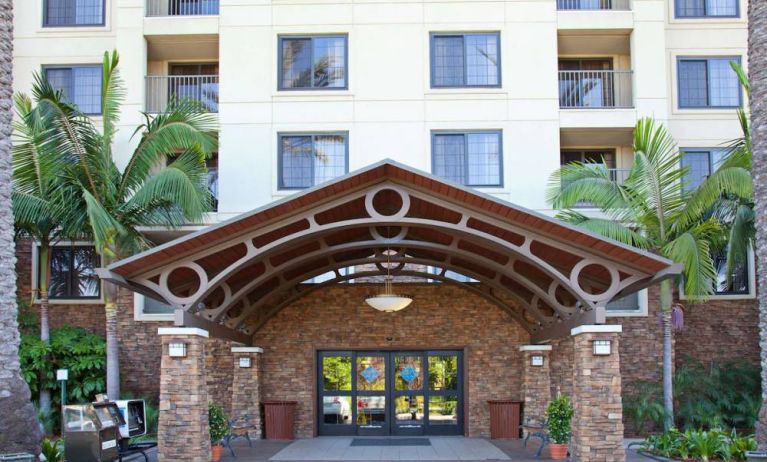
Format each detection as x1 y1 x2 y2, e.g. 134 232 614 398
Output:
315 349 465 437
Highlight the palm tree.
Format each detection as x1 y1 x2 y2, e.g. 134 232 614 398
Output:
25 51 217 399
0 0 43 453
748 0 767 446
547 117 750 430
11 90 74 416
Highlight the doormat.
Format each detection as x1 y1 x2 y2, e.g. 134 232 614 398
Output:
350 438 431 447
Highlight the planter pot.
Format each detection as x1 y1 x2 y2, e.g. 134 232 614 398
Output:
549 443 568 460
747 452 767 462
211 444 223 462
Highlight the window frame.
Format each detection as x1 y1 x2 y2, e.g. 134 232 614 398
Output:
429 32 502 89
676 56 743 109
277 132 350 190
679 247 756 300
43 0 107 28
277 34 349 91
32 241 103 304
604 289 649 317
673 0 739 19
42 64 104 115
134 294 175 321
430 130 504 188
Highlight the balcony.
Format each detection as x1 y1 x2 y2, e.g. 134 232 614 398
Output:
145 75 219 113
559 70 633 109
146 0 219 16
557 0 630 10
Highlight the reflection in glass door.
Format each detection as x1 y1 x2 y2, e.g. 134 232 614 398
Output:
317 350 463 436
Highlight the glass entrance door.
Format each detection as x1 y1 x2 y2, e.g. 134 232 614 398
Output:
318 350 463 436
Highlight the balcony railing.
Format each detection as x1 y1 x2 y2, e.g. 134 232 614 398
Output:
146 75 219 113
557 0 630 10
559 70 633 109
146 0 219 17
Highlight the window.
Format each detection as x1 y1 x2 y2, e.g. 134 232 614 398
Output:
206 154 219 211
431 33 501 88
432 131 502 187
279 133 348 189
44 65 102 115
680 148 728 192
678 57 741 108
279 36 347 90
675 0 738 17
37 245 100 299
712 249 749 295
44 0 105 27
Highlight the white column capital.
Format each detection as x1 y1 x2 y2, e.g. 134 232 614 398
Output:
570 324 622 336
519 345 553 351
158 327 209 338
231 346 264 353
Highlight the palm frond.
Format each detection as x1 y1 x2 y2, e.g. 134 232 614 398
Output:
662 220 722 298
546 162 629 213
677 164 753 230
81 189 128 258
556 210 651 249
724 204 754 281
100 50 125 155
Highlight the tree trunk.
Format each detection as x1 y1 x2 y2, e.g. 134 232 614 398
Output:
104 261 121 400
0 0 43 453
749 0 767 447
38 240 51 417
660 278 674 431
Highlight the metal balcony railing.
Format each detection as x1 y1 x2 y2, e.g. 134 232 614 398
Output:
557 0 630 10
559 70 634 108
146 0 219 16
145 75 219 113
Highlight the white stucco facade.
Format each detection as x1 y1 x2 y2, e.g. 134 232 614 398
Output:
12 0 748 222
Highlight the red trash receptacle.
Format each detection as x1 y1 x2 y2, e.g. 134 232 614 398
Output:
262 401 297 440
487 400 522 439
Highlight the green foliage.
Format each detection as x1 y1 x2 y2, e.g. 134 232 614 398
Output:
545 395 573 444
19 326 106 407
208 403 230 444
623 381 668 434
41 438 64 462
16 297 38 333
641 428 756 462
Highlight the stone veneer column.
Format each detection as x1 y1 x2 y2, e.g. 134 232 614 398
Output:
519 345 552 426
157 328 211 462
230 346 263 438
571 325 625 462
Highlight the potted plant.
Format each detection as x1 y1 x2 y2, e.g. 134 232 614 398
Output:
209 403 230 462
545 395 573 460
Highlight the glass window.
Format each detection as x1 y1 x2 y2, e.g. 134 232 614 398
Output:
675 0 738 17
39 245 100 299
432 132 502 187
142 296 174 315
678 57 741 108
712 250 749 295
279 36 347 90
44 0 104 27
279 133 348 189
206 155 219 211
432 33 500 88
680 148 728 192
606 292 640 312
44 66 102 115
323 356 352 391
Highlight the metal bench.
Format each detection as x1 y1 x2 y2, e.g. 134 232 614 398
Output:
521 419 550 458
222 416 255 457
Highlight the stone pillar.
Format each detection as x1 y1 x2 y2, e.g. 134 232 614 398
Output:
520 345 552 427
230 346 263 438
157 328 211 462
571 325 625 462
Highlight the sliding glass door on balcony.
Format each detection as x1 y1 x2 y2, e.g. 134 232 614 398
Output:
146 64 219 113
559 59 633 108
146 0 219 16
557 0 630 10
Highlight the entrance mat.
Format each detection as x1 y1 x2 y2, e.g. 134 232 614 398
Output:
350 438 431 446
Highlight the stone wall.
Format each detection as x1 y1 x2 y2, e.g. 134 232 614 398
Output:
253 283 530 438
549 336 574 399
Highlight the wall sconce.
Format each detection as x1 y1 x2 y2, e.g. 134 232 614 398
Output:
239 357 252 368
531 355 544 367
593 339 612 356
168 342 187 358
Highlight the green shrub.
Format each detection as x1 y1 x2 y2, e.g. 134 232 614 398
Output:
546 395 573 444
208 403 230 444
640 428 756 461
623 380 667 434
41 438 64 462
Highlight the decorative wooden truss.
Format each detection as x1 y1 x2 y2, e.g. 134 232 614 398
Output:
99 161 680 345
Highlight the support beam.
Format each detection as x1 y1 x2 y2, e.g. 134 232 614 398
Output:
530 307 604 343
174 309 253 346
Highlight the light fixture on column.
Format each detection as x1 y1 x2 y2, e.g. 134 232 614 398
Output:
592 339 612 356
365 248 412 312
531 355 544 367
239 357 252 368
168 342 188 358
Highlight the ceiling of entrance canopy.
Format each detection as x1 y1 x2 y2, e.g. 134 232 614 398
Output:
99 160 680 342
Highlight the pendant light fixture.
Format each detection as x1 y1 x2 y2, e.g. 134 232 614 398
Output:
365 248 413 312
